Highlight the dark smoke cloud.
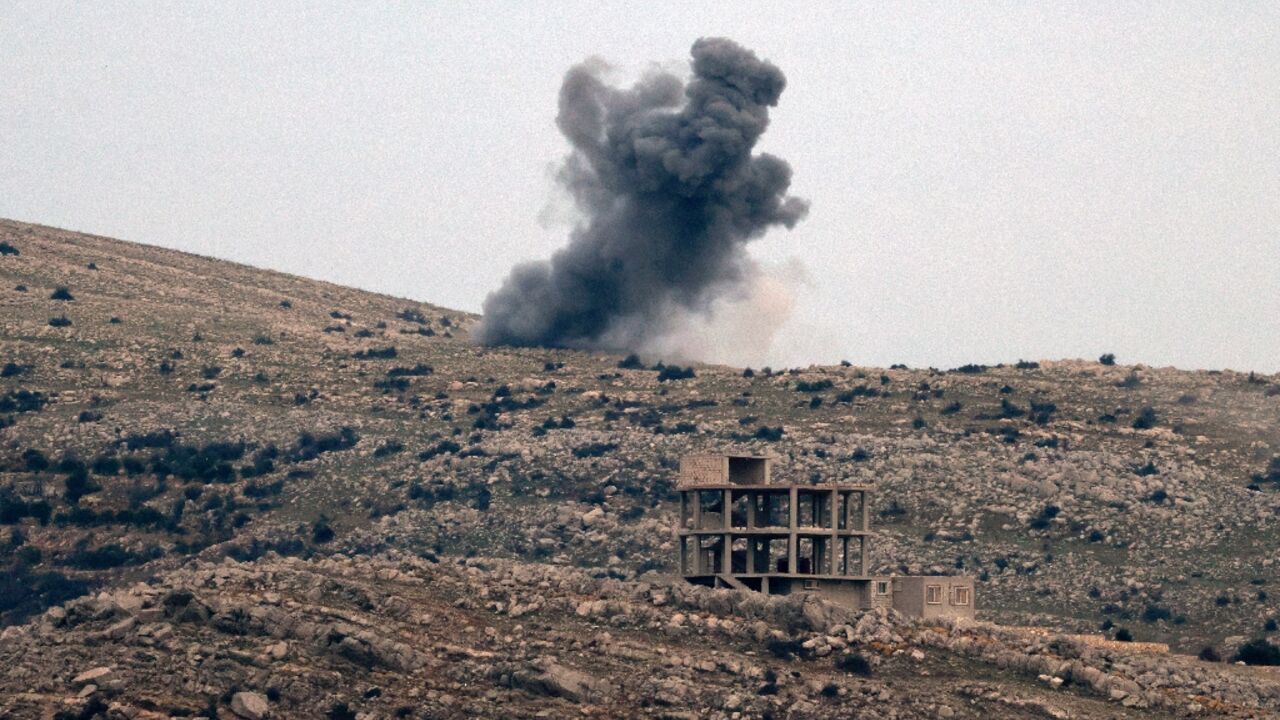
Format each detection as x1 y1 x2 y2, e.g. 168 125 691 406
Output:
475 37 808 351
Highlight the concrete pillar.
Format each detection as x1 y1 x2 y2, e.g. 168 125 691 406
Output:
830 489 839 575
861 490 871 574
861 490 869 532
692 491 704 574
788 486 798 574
722 489 732 576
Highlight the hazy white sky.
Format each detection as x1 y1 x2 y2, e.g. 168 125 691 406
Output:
3 2 1277 371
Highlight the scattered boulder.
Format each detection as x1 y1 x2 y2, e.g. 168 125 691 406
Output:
511 657 609 703
230 691 269 719
71 667 112 686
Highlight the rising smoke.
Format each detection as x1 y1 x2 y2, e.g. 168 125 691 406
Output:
475 37 808 353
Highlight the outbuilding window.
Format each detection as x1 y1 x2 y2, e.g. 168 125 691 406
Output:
925 584 943 604
951 586 971 606
875 581 890 595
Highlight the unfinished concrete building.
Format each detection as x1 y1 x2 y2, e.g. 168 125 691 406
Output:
675 453 976 620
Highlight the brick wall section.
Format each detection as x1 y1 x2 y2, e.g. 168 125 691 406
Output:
678 454 726 488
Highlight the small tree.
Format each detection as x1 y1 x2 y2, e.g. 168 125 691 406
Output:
834 652 872 676
1232 638 1280 666
1099 353 1116 366
657 365 695 382
311 517 335 543
1132 407 1158 430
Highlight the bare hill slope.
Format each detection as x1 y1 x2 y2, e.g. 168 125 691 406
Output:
2 218 1279 718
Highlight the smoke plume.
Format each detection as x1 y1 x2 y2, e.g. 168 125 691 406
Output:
638 259 808 367
475 38 808 352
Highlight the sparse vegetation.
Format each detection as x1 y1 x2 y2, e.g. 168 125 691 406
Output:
753 425 784 441
766 637 806 660
418 440 461 461
573 442 618 458
285 428 359 462
354 346 397 359
386 363 434 377
1132 406 1158 430
63 543 159 570
0 389 48 413
834 651 872 676
1141 604 1173 623
1232 638 1280 666
1 362 30 379
311 518 335 544
656 364 695 382
0 219 1277 714
0 567 91 625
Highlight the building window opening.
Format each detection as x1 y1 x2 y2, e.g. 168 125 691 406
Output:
730 493 751 528
796 538 814 574
758 492 788 527
925 584 943 605
875 581 890 595
951 586 971 606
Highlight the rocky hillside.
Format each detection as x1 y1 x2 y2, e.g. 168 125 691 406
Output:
2 218 1279 718
5 551 1279 719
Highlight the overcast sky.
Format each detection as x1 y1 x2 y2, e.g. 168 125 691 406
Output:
3 2 1277 372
